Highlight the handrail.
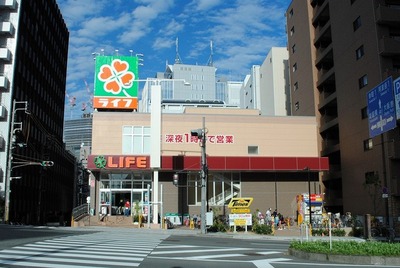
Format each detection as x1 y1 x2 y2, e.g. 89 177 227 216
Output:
72 204 88 220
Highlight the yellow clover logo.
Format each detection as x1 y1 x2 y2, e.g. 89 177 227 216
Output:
98 59 135 96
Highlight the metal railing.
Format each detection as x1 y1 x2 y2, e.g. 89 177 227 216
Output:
72 204 88 221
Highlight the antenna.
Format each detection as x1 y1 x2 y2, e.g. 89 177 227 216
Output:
207 40 214 66
175 37 182 64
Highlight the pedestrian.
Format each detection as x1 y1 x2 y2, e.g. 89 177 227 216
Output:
266 208 272 225
124 200 131 216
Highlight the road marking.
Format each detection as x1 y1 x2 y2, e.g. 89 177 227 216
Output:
253 258 292 268
151 247 250 255
190 253 246 259
256 251 283 255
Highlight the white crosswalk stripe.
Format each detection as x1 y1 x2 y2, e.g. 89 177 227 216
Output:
0 231 169 267
150 244 291 266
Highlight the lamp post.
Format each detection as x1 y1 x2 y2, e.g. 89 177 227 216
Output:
4 100 29 223
304 167 312 226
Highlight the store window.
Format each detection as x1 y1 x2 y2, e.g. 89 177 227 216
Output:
122 126 151 154
187 172 241 206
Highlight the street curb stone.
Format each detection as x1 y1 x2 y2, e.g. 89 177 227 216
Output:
288 248 400 265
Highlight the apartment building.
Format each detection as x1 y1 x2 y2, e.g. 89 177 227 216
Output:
287 0 400 224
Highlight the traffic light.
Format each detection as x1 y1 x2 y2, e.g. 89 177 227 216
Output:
173 173 179 186
41 161 54 167
190 129 204 139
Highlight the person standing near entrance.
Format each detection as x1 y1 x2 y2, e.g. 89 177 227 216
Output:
124 200 131 216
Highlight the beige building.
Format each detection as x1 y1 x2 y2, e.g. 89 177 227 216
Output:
287 0 400 224
87 108 328 225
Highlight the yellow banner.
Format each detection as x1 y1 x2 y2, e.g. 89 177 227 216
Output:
230 208 250 213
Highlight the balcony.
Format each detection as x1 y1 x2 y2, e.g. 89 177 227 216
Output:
0 105 6 119
312 1 329 27
319 116 338 133
315 47 333 70
378 36 400 56
0 48 10 61
314 23 331 49
316 67 335 88
0 76 8 90
0 22 14 35
318 90 336 111
0 0 16 9
375 4 400 26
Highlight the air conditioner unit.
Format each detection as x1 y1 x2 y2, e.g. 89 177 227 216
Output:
0 105 6 119
0 76 8 90
0 22 14 35
0 0 17 9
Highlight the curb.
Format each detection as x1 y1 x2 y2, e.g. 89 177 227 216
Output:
288 248 400 266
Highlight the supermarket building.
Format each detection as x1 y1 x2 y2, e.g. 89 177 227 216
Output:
86 108 329 224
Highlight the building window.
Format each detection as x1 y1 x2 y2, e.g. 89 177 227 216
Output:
363 139 373 151
365 171 379 185
295 101 299 111
289 8 293 18
294 82 299 91
293 63 297 72
353 16 361 31
358 74 368 89
356 45 364 60
248 146 259 155
290 26 295 36
292 44 296 53
122 126 151 154
361 106 368 119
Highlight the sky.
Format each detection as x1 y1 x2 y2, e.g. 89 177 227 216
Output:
57 0 291 120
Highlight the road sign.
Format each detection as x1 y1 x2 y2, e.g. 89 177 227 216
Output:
394 77 400 121
367 76 396 138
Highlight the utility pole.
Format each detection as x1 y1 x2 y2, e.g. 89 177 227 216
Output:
200 117 207 235
190 117 208 234
4 100 29 223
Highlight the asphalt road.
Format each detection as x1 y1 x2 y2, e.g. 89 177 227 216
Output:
0 225 399 268
0 224 98 250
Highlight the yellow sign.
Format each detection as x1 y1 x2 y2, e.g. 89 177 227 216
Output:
230 208 250 213
228 197 253 208
234 219 247 226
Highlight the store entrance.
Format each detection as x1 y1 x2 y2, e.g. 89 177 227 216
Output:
112 192 131 215
109 191 145 216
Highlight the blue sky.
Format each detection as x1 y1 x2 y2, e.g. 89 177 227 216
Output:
57 0 291 120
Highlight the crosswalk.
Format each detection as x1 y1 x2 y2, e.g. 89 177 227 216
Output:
0 231 169 268
149 243 292 267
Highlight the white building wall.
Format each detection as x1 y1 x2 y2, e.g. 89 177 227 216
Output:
259 47 290 116
0 0 21 196
226 81 242 106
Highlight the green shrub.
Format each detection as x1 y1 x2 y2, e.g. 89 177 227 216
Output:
252 223 273 235
312 228 346 237
332 228 346 236
290 240 400 256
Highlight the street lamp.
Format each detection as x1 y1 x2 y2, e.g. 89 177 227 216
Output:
303 167 312 226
